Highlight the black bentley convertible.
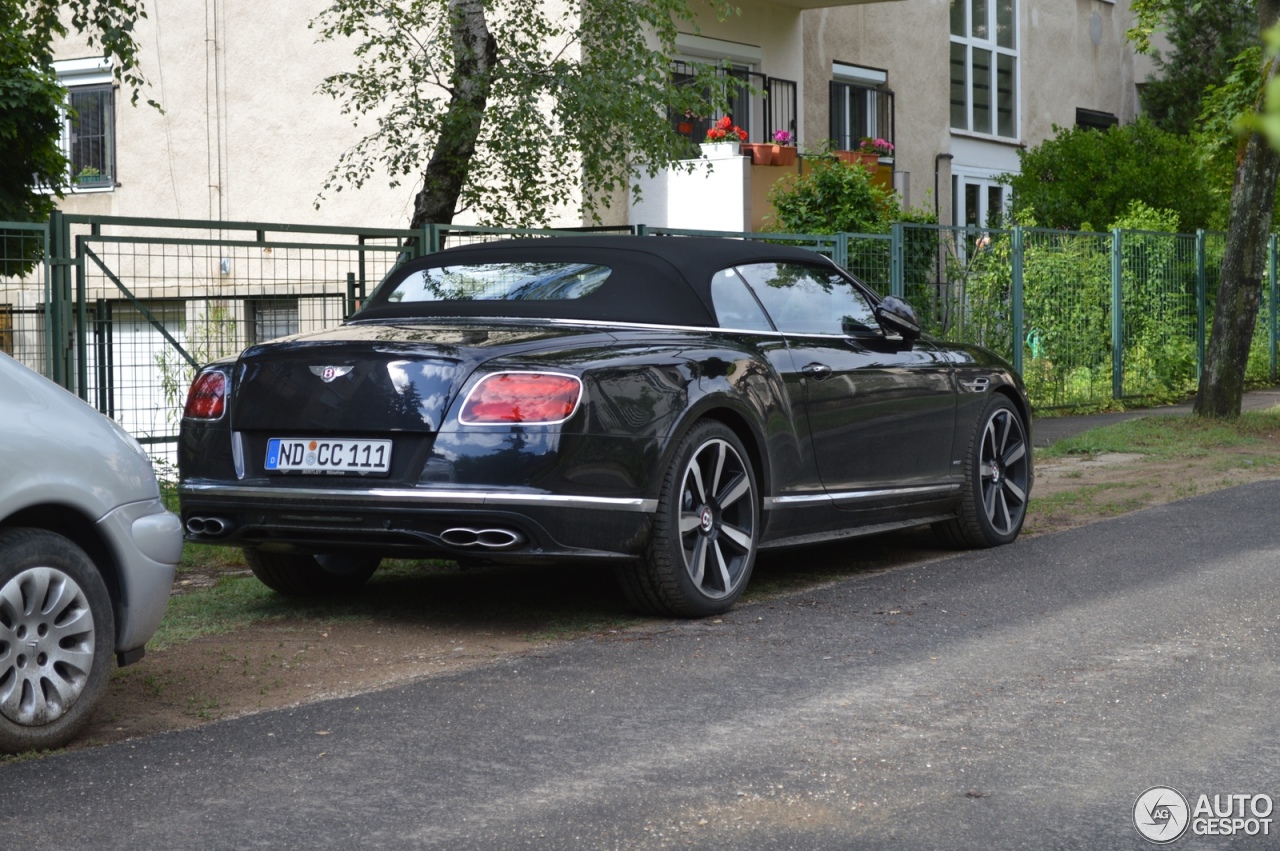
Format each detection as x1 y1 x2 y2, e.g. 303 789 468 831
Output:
179 236 1032 616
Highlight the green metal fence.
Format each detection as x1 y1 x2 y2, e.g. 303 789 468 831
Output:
894 223 1278 410
3 213 1278 463
20 214 421 464
0 221 50 375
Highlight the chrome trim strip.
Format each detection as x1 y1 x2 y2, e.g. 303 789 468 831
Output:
548 317 786 336
231 431 245 480
762 492 829 509
764 483 959 509
179 483 658 513
550 318 861 342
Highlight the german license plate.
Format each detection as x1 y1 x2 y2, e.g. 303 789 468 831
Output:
265 438 392 475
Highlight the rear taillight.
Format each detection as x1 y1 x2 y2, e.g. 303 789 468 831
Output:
458 372 582 425
184 370 228 420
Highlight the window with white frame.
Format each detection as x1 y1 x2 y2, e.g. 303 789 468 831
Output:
949 0 1018 138
54 58 117 190
954 172 1010 230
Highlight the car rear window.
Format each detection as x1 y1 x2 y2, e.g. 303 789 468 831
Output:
385 263 612 303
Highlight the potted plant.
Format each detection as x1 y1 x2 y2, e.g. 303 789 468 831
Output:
75 166 108 187
770 130 797 166
858 137 895 164
701 116 748 159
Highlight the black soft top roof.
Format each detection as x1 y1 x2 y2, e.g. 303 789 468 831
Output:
354 235 843 326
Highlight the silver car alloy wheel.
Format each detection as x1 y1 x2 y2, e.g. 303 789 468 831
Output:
0 567 96 727
677 437 756 600
978 405 1030 537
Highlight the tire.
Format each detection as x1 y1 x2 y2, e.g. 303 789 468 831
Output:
0 529 115 754
243 549 381 596
619 420 759 617
935 394 1031 549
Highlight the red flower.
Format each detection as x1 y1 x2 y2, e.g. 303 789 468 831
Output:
704 115 748 145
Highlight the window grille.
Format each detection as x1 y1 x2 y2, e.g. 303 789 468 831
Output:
829 83 895 152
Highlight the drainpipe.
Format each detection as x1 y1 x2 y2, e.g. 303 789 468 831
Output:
934 153 954 222
934 153 955 294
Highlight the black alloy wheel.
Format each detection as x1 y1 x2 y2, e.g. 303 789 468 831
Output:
936 394 1031 548
621 420 759 617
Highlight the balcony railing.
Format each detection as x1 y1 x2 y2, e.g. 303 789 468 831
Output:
670 62 797 151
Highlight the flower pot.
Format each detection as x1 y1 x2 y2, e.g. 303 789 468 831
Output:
701 142 742 159
743 143 773 165
770 145 797 167
835 151 879 169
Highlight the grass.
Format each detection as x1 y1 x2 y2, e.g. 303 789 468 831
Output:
150 556 643 651
1039 408 1280 460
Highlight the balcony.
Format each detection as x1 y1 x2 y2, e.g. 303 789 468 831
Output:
629 150 893 233
767 0 904 7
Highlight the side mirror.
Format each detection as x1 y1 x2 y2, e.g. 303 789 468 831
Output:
874 296 921 341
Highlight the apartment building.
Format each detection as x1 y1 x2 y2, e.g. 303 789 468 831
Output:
47 0 1142 232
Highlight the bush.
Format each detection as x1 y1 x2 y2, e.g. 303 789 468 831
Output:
1004 118 1221 232
765 159 898 235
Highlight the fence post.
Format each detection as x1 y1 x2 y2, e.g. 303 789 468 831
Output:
1271 234 1278 384
1011 226 1024 375
46 210 71 388
95 297 109 414
1111 228 1124 400
1196 229 1207 376
416 223 441 256
889 223 904 298
74 233 88 400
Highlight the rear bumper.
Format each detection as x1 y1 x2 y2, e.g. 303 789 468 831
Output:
179 483 655 562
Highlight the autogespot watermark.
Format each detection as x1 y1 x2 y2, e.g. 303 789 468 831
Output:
1134 786 1274 844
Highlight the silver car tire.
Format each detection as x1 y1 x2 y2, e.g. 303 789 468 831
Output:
243 549 380 596
0 529 114 754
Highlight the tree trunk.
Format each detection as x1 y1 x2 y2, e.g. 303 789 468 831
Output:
409 0 497 229
1194 0 1280 418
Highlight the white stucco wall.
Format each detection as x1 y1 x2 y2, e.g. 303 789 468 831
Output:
631 155 751 231
51 0 589 230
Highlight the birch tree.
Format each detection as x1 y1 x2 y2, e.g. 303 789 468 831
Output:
313 0 739 228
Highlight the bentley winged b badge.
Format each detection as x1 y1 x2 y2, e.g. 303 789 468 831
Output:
309 365 354 383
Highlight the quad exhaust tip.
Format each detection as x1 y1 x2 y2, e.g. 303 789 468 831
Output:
186 516 233 537
440 527 524 549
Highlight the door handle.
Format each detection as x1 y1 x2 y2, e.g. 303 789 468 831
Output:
801 362 833 380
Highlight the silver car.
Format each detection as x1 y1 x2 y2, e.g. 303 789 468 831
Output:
0 353 182 752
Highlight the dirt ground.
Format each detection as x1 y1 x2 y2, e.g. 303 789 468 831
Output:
69 433 1280 753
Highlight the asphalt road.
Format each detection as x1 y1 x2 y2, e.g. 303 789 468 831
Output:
5 478 1280 849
